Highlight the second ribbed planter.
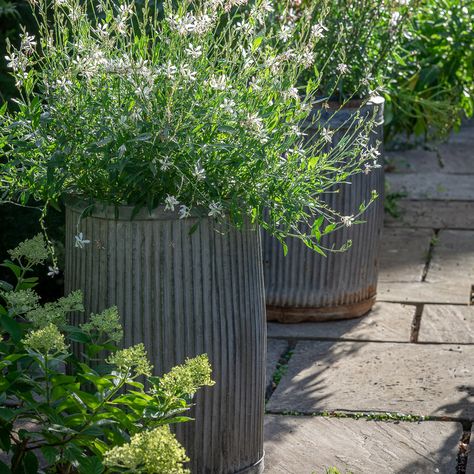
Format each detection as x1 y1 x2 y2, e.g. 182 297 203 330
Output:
263 97 385 322
64 201 266 474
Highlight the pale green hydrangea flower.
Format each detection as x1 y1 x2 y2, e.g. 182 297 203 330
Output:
81 306 123 343
8 234 49 266
104 426 189 474
159 354 215 396
106 343 153 377
23 323 68 354
26 290 84 328
1 288 40 314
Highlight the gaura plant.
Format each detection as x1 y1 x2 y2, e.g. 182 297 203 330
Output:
0 235 214 474
287 0 415 101
0 0 380 254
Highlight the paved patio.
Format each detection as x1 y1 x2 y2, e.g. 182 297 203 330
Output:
264 122 474 474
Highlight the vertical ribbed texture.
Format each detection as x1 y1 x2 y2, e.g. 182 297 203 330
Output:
65 206 266 474
263 98 385 320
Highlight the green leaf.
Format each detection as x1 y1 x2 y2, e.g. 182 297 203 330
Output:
0 459 11 474
252 36 263 51
22 451 39 474
0 262 20 278
78 456 104 474
0 315 22 342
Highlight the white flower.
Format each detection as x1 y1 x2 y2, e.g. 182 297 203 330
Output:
159 156 172 171
208 74 227 91
337 63 350 75
311 22 327 40
363 146 381 161
278 24 293 42
47 266 60 278
289 125 305 137
163 61 178 79
390 11 402 27
297 48 315 69
185 43 203 59
194 161 206 181
180 64 197 82
208 201 224 218
341 215 354 227
5 53 20 71
20 33 37 54
321 127 334 144
220 98 236 115
284 87 299 101
75 233 91 249
235 21 253 34
164 195 179 211
179 205 191 219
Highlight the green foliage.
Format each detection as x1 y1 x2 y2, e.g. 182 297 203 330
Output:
0 236 215 473
0 0 379 253
384 0 474 142
293 0 415 100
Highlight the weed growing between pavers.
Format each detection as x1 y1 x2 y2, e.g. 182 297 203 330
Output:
266 410 430 423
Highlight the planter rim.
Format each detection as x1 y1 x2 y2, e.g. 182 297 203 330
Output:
311 95 385 110
65 196 211 222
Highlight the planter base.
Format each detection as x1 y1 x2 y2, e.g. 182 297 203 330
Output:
266 296 376 323
236 455 265 473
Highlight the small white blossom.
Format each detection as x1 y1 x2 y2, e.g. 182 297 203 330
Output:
321 127 334 144
159 156 172 171
185 43 203 59
194 161 206 181
180 64 197 82
337 63 350 75
47 266 60 278
341 215 355 227
390 11 402 27
311 22 327 40
164 195 179 211
220 98 236 115
208 74 227 91
283 87 299 101
20 32 37 54
179 205 191 219
278 24 294 42
75 232 91 249
163 61 178 79
297 48 315 69
208 201 224 218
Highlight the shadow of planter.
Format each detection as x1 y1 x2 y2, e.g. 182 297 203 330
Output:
65 201 266 473
263 97 385 322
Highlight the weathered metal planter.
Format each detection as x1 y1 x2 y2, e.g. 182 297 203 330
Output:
263 97 385 322
65 201 266 473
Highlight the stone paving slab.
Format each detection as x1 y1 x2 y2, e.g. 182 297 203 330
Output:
386 173 474 201
378 228 432 282
384 201 474 230
377 281 471 305
438 143 474 175
385 149 441 174
267 341 474 419
266 339 288 390
264 415 462 474
418 305 474 344
426 230 474 286
267 303 414 343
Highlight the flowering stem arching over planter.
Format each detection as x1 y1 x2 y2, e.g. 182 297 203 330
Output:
0 0 382 471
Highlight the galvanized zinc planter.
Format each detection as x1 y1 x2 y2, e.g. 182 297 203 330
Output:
263 97 385 322
65 201 266 473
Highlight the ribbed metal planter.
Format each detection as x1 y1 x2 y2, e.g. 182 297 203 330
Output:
264 97 385 322
65 201 266 473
